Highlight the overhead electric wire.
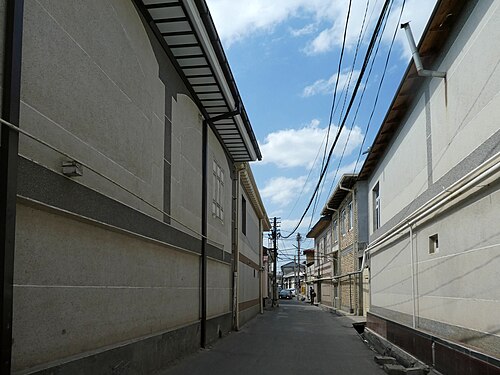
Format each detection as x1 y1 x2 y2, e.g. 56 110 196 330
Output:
353 0 407 175
309 0 371 226
282 0 392 239
285 120 334 220
334 0 371 126
326 0 395 197
308 0 353 232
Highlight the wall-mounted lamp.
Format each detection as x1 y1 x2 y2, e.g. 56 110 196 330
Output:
62 160 83 177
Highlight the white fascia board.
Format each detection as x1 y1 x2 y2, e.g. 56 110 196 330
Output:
235 114 257 160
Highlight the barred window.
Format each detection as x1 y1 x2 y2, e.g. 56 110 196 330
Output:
212 160 224 221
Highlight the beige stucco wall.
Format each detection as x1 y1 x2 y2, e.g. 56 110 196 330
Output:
206 259 232 318
207 128 232 253
18 0 165 219
13 203 200 372
368 0 500 354
171 94 203 235
431 1 500 181
371 181 500 344
238 186 261 320
368 0 500 234
414 183 500 336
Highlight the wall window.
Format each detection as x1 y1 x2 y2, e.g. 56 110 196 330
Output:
373 182 380 230
347 201 353 231
319 238 325 264
212 160 224 221
332 219 338 243
429 234 439 254
241 195 247 235
332 252 339 276
340 208 346 235
326 231 331 254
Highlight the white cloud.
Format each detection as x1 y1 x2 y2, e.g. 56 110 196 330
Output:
325 160 359 185
387 0 438 59
261 176 311 206
302 69 360 97
290 24 316 37
259 119 364 169
205 0 346 48
206 0 437 56
204 0 308 47
279 217 313 237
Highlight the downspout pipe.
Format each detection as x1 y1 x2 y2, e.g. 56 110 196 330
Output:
1 1 24 373
201 120 208 348
401 22 446 78
409 224 416 328
259 219 263 314
232 163 245 331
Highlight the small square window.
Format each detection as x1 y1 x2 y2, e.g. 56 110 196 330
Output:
429 234 439 254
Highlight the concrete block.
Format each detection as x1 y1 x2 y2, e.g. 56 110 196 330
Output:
375 356 398 365
383 364 406 375
404 367 428 375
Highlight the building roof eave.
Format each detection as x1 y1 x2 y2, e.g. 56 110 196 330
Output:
136 0 261 162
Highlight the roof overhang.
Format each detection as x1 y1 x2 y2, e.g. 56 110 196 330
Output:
135 0 262 162
239 163 271 231
306 216 331 239
320 174 357 216
358 0 467 180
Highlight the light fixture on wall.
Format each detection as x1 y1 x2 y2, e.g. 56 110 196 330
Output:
62 160 83 177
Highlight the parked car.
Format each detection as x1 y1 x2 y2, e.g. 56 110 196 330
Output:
279 289 292 299
286 288 296 297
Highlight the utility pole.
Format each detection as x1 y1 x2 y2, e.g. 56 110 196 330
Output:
271 217 280 307
293 255 297 298
296 233 301 297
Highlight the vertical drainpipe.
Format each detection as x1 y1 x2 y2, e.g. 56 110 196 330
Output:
232 164 243 331
201 120 209 348
201 120 208 348
409 224 416 329
1 1 24 373
259 219 263 314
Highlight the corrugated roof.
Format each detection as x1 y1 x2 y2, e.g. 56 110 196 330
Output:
135 0 261 162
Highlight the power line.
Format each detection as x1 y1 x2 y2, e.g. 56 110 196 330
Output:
310 0 354 230
308 0 370 233
326 0 395 198
282 0 392 239
353 0 407 175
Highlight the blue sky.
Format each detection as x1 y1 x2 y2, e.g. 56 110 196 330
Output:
205 0 437 260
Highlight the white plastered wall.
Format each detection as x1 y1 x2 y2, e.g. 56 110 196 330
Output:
13 203 200 372
368 0 500 352
18 0 165 219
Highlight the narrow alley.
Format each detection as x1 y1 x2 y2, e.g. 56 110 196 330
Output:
158 301 385 375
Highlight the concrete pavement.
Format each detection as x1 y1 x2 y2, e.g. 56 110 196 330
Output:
157 300 386 375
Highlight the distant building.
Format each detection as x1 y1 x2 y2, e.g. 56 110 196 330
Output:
359 1 500 373
280 261 305 292
307 174 368 315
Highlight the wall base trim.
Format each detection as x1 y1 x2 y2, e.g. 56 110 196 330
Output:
18 321 201 375
367 312 500 375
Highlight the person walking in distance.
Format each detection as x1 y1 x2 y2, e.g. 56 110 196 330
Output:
310 287 316 305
